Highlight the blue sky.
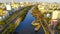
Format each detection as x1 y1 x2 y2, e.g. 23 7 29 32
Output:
0 0 60 3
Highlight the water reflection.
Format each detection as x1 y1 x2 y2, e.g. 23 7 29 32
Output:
16 10 35 32
16 9 44 34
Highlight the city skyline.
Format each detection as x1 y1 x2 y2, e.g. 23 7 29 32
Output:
0 0 60 3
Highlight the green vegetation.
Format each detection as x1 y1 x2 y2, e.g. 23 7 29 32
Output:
0 6 31 26
0 21 6 26
2 6 32 34
2 23 15 34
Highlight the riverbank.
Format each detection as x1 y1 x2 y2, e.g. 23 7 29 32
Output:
15 6 45 34
1 6 32 34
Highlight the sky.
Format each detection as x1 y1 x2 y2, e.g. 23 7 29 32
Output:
0 0 60 3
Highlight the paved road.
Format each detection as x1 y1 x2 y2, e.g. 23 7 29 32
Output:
0 7 28 33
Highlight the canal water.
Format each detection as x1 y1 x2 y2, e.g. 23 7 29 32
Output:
16 8 45 34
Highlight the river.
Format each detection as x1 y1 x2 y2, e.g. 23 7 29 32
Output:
15 7 45 34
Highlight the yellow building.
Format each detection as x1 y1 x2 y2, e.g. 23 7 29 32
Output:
11 0 19 8
0 8 3 16
38 5 47 13
0 8 3 13
11 3 19 8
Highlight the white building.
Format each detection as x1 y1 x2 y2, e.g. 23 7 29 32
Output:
52 10 60 19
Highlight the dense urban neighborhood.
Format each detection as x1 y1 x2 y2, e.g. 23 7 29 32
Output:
0 0 60 34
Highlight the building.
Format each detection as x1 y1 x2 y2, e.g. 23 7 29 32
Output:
0 8 9 21
52 10 60 19
38 4 47 13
